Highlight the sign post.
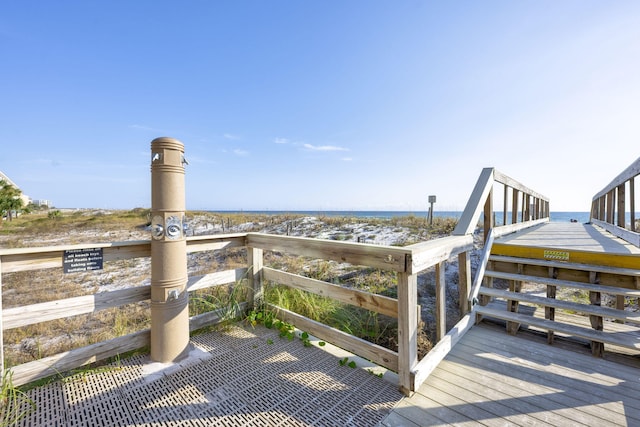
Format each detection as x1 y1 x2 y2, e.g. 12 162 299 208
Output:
428 195 436 225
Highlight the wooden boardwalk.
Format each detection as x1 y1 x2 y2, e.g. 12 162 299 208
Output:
384 323 640 426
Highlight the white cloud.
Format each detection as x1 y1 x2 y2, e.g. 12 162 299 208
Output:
224 133 241 140
341 157 353 162
303 143 349 152
233 149 249 156
274 137 289 144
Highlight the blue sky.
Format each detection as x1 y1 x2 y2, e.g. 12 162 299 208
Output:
1 1 639 212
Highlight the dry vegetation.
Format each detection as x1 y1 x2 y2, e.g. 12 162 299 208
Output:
0 209 470 369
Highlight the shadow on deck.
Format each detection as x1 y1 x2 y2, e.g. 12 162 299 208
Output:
16 325 403 426
385 322 640 427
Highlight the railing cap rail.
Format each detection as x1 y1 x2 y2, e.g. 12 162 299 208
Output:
592 156 640 201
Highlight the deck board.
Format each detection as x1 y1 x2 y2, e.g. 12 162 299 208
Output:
385 324 640 426
495 222 640 254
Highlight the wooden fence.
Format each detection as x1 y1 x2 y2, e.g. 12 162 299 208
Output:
0 167 548 394
591 156 640 247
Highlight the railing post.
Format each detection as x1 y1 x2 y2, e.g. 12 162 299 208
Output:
631 177 636 232
150 137 190 363
397 271 417 395
0 258 4 374
435 261 446 342
483 188 493 244
502 185 508 226
606 190 615 224
247 246 264 310
617 184 626 228
458 252 471 316
512 189 519 225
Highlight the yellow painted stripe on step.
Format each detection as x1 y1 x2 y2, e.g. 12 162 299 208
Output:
492 243 640 269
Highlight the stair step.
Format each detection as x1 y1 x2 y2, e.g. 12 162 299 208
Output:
478 286 640 323
484 270 640 297
489 255 640 277
474 306 640 351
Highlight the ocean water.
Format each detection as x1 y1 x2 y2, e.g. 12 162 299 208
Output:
210 210 598 224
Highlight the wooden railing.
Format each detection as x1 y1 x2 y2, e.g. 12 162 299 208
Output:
414 168 550 387
0 231 473 394
591 156 640 247
0 167 549 395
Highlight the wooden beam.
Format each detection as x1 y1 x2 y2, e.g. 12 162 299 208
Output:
493 170 549 202
397 271 418 395
453 167 494 236
263 267 398 318
186 234 247 253
267 304 398 373
457 252 471 316
592 156 640 200
9 330 150 387
631 177 636 232
0 241 152 273
187 268 248 292
247 246 264 309
435 261 446 342
511 189 519 225
407 235 473 274
618 184 626 228
246 233 409 273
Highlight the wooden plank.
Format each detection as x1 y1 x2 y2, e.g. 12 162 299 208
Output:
478 286 640 323
414 377 509 427
468 229 495 304
474 306 640 350
189 302 247 331
0 258 4 373
462 326 640 401
492 218 549 238
397 271 418 395
592 155 640 201
9 329 150 387
427 369 589 427
444 340 635 425
187 268 248 292
246 233 409 273
435 261 446 342
412 313 474 390
430 360 583 426
407 235 473 274
591 219 640 248
3 286 151 329
247 246 264 309
266 304 398 373
186 234 247 253
453 167 494 236
457 252 471 316
485 270 640 296
0 241 151 273
489 255 640 277
263 267 398 318
493 169 549 202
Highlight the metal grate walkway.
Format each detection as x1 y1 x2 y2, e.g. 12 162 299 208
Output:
13 325 403 426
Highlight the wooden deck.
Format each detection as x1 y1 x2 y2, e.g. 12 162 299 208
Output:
491 222 640 269
384 323 640 426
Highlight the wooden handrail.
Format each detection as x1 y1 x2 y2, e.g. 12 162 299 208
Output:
453 168 550 240
591 156 640 246
468 228 495 306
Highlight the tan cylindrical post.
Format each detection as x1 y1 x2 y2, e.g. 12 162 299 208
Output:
150 137 190 362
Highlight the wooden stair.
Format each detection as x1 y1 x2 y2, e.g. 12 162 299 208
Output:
476 255 640 356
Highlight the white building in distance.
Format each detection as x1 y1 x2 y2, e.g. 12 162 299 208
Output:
0 170 33 206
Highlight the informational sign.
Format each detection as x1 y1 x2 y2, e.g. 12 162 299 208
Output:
63 248 104 273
